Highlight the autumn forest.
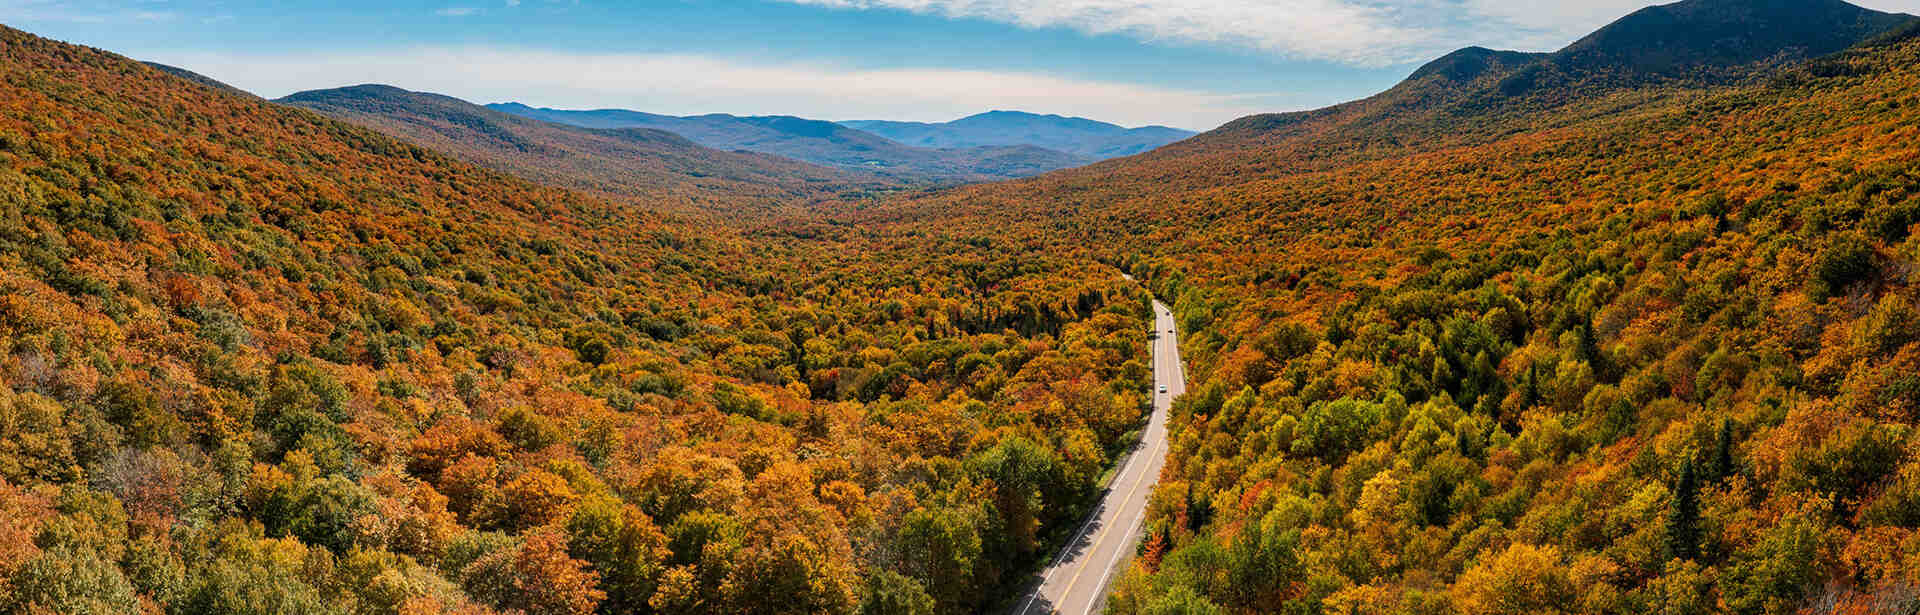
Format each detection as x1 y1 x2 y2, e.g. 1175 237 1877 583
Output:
4 0 1920 614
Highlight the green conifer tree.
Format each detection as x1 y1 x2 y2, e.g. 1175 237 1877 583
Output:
1666 460 1702 562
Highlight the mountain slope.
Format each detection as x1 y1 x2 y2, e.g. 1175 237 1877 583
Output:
891 0 1916 229
142 61 257 99
1187 0 1913 152
0 24 1162 615
279 85 880 217
843 110 1195 159
1555 0 1914 77
487 103 1094 182
850 2 1920 612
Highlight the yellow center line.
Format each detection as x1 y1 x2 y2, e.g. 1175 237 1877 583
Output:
1055 400 1157 611
1054 309 1175 612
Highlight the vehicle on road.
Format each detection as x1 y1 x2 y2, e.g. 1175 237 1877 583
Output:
1158 384 1168 394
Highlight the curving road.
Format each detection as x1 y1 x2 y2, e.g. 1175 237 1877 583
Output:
1013 298 1185 615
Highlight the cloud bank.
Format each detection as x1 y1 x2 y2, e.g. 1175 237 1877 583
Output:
792 0 1436 65
145 47 1278 130
778 0 1920 65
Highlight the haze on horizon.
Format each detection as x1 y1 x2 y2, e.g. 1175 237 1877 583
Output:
7 0 1920 130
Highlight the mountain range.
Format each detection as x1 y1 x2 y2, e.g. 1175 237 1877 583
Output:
488 104 1193 181
841 111 1195 159
487 103 1104 182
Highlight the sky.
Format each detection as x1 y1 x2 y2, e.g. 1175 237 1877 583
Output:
5 0 1920 130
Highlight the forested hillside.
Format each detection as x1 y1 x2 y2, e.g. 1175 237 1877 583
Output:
874 0 1914 233
279 85 883 218
7 0 1920 613
0 25 1154 615
857 4 1920 613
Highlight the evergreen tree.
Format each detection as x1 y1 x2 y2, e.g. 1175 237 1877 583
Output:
1577 323 1606 379
1666 460 1702 562
1185 485 1213 532
1711 419 1736 483
1524 363 1542 409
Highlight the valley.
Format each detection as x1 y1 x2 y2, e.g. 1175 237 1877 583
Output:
3 1 1920 614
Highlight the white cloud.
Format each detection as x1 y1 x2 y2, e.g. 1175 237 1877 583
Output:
776 0 1920 66
1456 0 1662 47
1462 0 1919 50
435 7 481 17
1851 0 1920 13
786 0 1439 65
142 47 1276 129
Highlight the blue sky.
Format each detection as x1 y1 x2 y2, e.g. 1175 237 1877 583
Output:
6 0 1919 130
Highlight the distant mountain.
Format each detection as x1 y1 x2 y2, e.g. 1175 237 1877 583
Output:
1460 0 1916 99
280 85 882 216
842 111 1196 159
487 103 1094 182
889 0 1920 228
1193 0 1916 151
1555 0 1914 77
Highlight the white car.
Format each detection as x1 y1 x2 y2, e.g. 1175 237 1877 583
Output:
1158 385 1169 394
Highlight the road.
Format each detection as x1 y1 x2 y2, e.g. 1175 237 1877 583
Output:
1013 298 1185 615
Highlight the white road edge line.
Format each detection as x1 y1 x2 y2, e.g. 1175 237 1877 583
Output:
1088 437 1164 611
1016 460 1121 615
1056 432 1157 609
1017 295 1179 615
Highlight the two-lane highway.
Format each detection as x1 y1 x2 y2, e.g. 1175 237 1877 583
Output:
1014 298 1185 615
